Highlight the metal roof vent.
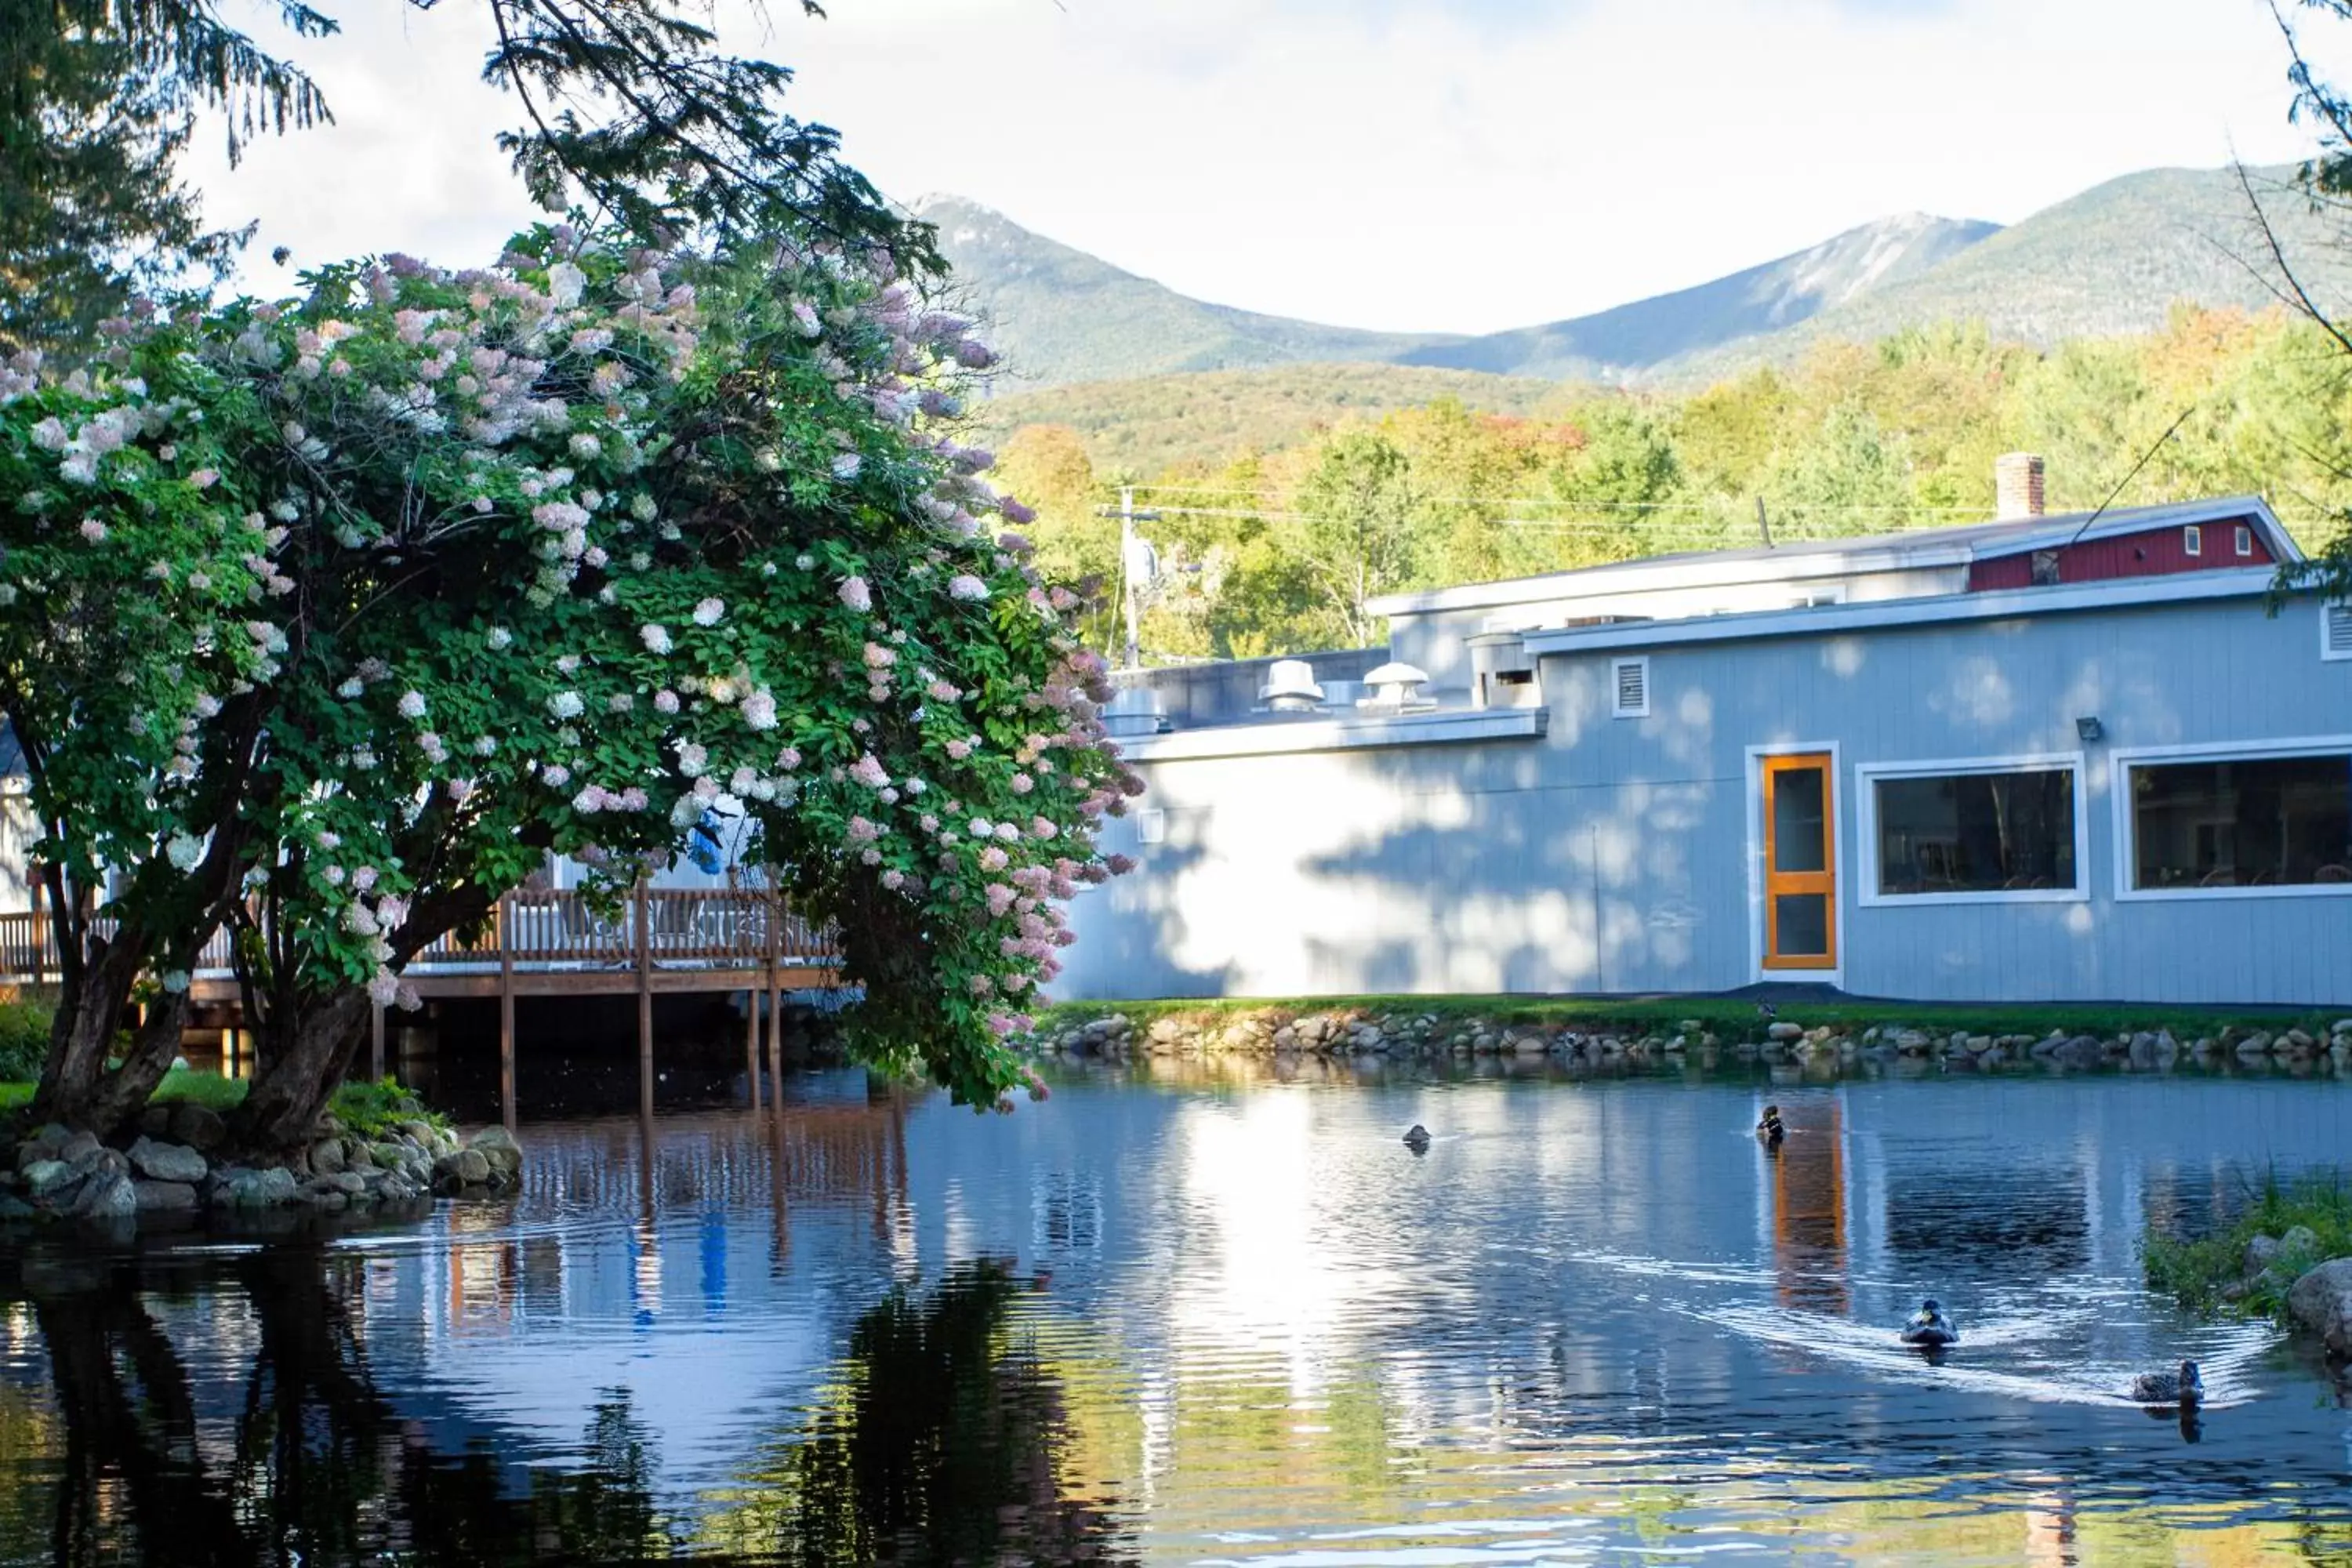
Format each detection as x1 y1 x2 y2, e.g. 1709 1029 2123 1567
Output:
1258 659 1324 713
1102 685 1166 737
1358 661 1436 713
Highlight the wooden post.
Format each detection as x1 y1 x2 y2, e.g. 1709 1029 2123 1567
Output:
743 982 762 1114
27 875 44 988
635 878 654 1120
498 893 517 1132
765 890 785 1112
369 1003 386 1082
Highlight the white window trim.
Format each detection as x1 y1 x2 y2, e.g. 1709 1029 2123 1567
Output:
1134 808 1168 845
1744 740 1845 988
2183 524 2202 557
2322 601 2352 663
1854 753 2090 907
1610 655 1651 720
2235 524 2255 558
2108 735 2352 902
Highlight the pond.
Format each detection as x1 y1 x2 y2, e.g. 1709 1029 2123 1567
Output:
2 1062 2350 1564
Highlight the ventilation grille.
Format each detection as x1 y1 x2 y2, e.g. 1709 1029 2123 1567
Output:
1612 656 1650 719
2326 601 2352 662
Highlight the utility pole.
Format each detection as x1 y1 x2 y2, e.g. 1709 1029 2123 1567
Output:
1103 486 1161 671
1755 495 1774 550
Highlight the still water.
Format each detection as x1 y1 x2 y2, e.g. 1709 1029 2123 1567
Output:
2 1063 2351 1564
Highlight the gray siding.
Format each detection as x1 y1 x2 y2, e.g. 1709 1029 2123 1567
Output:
1060 594 2352 1006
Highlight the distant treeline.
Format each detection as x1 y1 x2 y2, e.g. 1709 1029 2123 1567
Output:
991 310 2352 660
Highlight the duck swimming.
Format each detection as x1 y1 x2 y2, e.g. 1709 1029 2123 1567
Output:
1755 1105 1785 1145
2131 1359 2203 1406
1900 1298 1959 1347
1403 1124 1432 1153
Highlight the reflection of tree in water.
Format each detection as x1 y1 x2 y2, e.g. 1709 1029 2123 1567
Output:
711 1260 1132 1566
9 1249 677 1565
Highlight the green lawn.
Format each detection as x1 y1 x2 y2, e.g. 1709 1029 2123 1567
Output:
1031 993 2343 1044
0 1072 446 1137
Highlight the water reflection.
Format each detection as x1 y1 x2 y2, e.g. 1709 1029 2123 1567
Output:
0 1065 2349 1564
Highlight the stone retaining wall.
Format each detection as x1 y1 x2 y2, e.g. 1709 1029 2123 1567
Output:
1028 1007 2352 1075
0 1103 524 1225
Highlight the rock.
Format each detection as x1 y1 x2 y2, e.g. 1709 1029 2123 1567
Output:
2236 1037 2273 1062
1766 1022 1804 1041
2129 1032 2158 1068
332 1170 368 1196
167 1103 227 1152
2246 1234 2283 1278
128 1138 208 1185
2288 1258 2352 1358
0 1194 36 1221
370 1142 412 1173
140 1107 172 1138
72 1173 137 1219
132 1180 199 1213
20 1160 74 1199
56 1131 100 1167
310 1138 347 1176
434 1148 492 1187
1892 1029 1930 1054
2280 1225 2322 1268
2049 1036 2104 1069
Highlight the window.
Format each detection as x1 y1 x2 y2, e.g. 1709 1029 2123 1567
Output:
2236 524 2255 558
2031 550 2061 586
1134 808 1167 845
1863 760 2083 901
2326 602 2352 662
2183 524 2203 557
2125 750 2352 892
1610 656 1650 719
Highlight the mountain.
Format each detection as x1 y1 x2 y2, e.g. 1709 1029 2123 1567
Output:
924 166 2352 396
1397 212 2000 381
1667 165 2352 383
910 194 1457 387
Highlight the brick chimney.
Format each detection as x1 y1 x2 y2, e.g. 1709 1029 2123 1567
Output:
1994 452 2046 522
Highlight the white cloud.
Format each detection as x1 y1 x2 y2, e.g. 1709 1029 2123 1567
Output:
193 0 2332 334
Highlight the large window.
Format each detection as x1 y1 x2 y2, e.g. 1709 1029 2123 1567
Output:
1864 760 2082 901
2125 749 2352 892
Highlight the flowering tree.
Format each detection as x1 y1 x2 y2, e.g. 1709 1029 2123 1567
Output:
0 227 1138 1145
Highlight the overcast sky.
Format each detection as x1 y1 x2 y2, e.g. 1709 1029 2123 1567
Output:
194 0 2338 336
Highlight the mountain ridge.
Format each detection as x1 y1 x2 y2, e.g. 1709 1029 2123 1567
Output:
920 165 2350 394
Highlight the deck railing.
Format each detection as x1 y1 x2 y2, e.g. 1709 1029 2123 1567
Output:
0 887 838 988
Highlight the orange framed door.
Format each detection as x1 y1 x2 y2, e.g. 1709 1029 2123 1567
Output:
1762 753 1837 970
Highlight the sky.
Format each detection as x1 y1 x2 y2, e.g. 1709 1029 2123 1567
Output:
193 0 2342 336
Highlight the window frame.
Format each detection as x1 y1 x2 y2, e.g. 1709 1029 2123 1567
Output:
2109 736 2352 902
2325 601 2352 663
1854 752 2091 907
2235 524 2255 558
2183 524 2202 557
1610 655 1651 720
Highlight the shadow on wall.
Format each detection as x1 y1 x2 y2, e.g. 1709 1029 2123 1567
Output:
1058 812 1236 1001
1298 775 1728 999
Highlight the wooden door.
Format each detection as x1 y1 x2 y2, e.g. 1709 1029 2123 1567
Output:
1762 753 1836 970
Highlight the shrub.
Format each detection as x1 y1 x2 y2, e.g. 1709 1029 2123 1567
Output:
0 1001 51 1083
329 1077 447 1140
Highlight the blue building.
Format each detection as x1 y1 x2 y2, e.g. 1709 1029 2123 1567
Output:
1060 468 2352 1007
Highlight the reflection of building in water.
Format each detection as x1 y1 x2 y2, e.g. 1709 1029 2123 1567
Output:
1767 1096 1849 1316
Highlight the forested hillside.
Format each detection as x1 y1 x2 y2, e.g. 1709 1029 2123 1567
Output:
994 311 2352 663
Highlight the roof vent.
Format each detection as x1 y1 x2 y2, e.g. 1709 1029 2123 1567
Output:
1357 661 1436 713
1102 686 1165 737
1995 453 2046 521
1258 659 1324 713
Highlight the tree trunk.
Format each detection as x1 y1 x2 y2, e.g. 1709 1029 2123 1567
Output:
229 989 371 1152
31 935 148 1131
82 992 191 1138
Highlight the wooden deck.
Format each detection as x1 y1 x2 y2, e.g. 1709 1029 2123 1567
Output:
0 886 844 1127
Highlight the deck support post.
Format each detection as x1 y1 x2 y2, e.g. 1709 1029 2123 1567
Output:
369 1002 386 1082
27 876 44 988
765 889 785 1111
499 893 517 1132
743 982 762 1113
635 878 654 1121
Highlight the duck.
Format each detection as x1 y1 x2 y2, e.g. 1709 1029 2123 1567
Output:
2130 1359 2203 1407
1900 1298 1960 1347
1755 1104 1785 1145
1403 1124 1432 1153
